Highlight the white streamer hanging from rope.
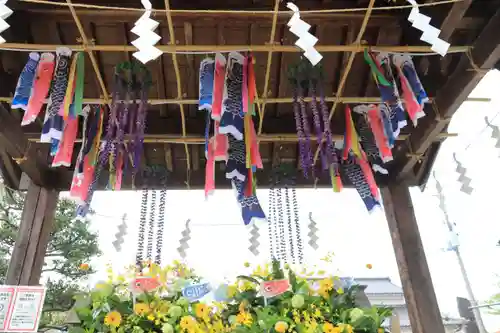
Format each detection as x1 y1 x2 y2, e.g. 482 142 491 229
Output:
406 0 450 56
0 0 13 44
286 3 322 66
131 0 162 64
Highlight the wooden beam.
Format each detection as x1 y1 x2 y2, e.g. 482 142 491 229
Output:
438 0 474 41
381 183 445 333
6 181 59 285
396 8 500 178
0 148 22 189
0 105 56 187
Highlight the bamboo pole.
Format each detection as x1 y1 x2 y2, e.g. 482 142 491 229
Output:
0 96 489 105
164 0 191 189
17 0 464 16
25 132 457 144
65 0 110 104
312 0 375 167
0 42 471 54
257 0 280 136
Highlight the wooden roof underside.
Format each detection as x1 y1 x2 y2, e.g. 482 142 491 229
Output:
1 0 500 190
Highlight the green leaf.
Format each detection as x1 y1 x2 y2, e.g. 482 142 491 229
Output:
237 275 260 285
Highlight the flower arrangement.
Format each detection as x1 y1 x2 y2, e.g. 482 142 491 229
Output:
69 260 391 333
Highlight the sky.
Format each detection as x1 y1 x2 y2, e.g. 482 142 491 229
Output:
82 70 500 331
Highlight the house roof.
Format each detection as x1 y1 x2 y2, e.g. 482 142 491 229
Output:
354 277 403 295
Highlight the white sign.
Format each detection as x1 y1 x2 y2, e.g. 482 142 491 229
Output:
0 287 15 331
0 286 46 333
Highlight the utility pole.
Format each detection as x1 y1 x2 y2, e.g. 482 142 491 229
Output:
434 173 487 333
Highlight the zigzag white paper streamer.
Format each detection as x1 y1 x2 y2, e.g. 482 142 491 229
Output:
286 3 322 66
131 0 162 64
406 0 450 56
248 223 260 256
307 212 319 250
177 219 191 259
484 116 500 150
452 153 473 194
0 0 13 44
112 214 128 252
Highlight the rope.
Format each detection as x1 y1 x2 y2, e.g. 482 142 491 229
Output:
312 0 376 167
18 0 464 15
65 0 109 104
466 48 490 74
257 0 280 137
164 0 191 189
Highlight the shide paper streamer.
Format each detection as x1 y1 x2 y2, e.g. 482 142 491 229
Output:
0 0 12 44
131 0 162 64
406 0 450 56
286 3 322 66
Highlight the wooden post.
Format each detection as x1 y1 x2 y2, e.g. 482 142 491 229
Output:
6 181 59 285
381 183 445 333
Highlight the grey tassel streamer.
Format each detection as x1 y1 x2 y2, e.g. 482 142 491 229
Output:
307 212 319 250
177 219 191 259
112 214 128 252
453 153 473 194
485 116 500 149
249 223 260 256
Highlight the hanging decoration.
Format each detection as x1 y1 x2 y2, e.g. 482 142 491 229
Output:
71 105 103 211
484 116 500 150
0 0 12 44
267 165 304 265
21 53 55 126
452 153 473 195
99 61 151 191
131 0 162 64
393 54 427 126
177 219 192 260
307 212 319 250
286 3 322 66
248 223 260 256
135 166 167 268
405 0 450 57
198 52 265 226
113 214 128 252
11 52 40 111
289 61 341 178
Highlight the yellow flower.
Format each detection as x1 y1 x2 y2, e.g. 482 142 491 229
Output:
134 303 150 316
323 323 340 333
274 321 288 333
147 314 155 322
79 263 89 271
318 287 330 299
319 278 333 291
238 300 248 313
338 324 353 333
337 287 344 295
236 312 252 326
195 304 210 320
244 262 250 268
378 329 385 333
104 311 122 328
180 316 196 331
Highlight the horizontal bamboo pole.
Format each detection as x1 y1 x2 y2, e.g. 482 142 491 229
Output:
0 42 471 54
16 0 464 16
0 96 490 105
25 132 457 144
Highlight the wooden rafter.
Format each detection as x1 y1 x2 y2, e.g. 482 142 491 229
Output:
438 0 474 41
